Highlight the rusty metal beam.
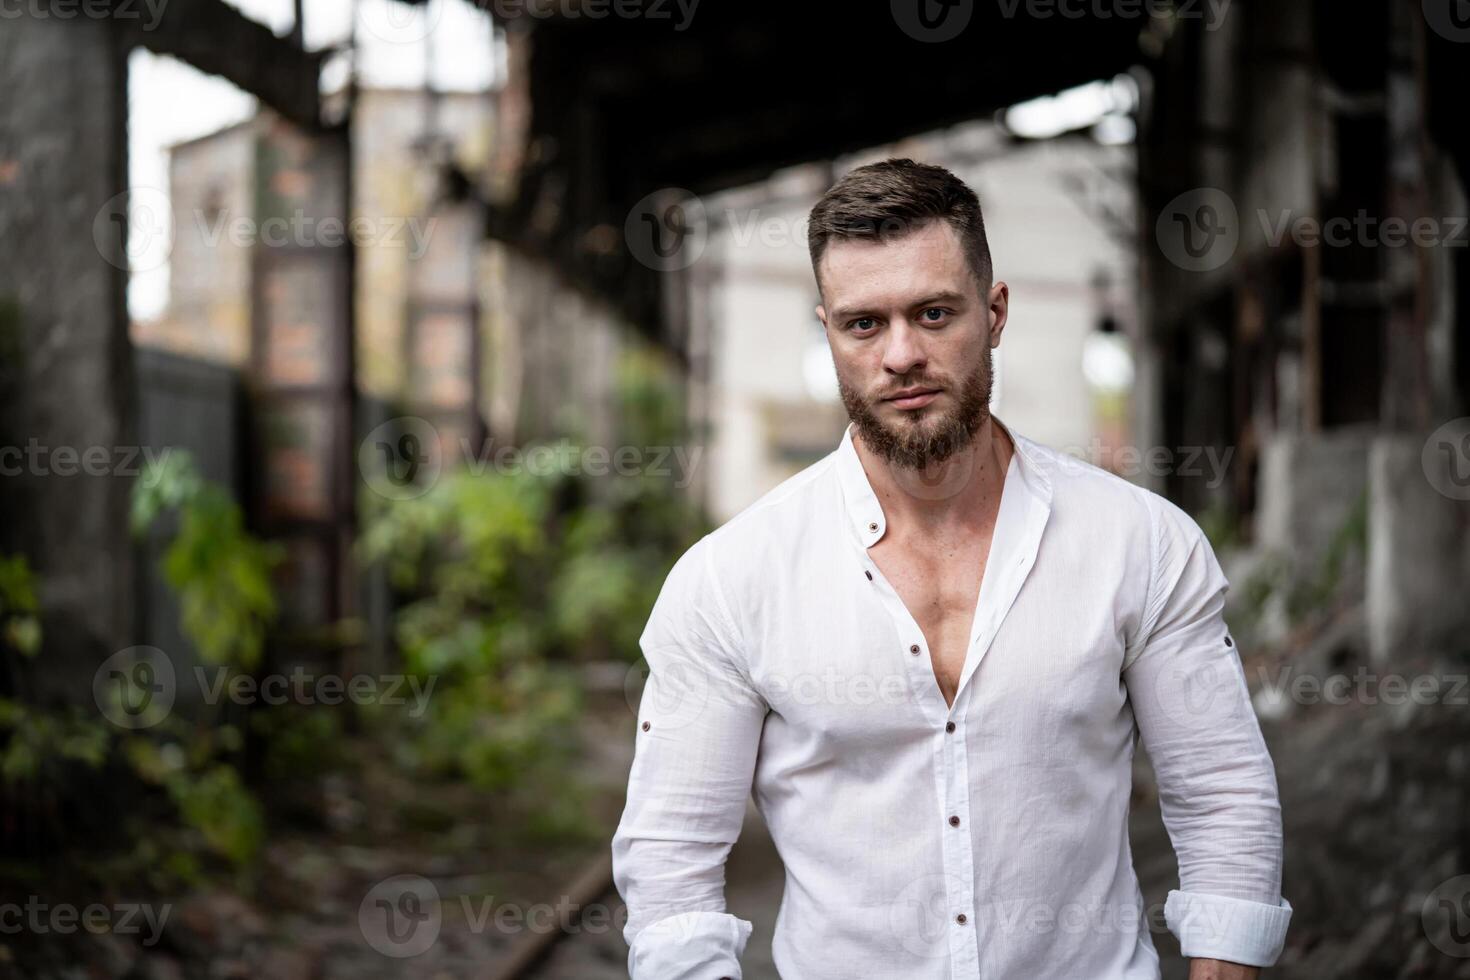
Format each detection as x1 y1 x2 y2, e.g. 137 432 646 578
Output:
118 0 324 130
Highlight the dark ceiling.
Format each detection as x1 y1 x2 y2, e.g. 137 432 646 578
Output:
485 0 1150 341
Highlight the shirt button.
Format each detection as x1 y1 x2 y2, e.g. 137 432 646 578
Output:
868 522 879 532
945 721 956 733
864 570 873 581
641 721 650 732
1224 634 1234 647
909 644 920 656
956 913 968 924
948 815 960 827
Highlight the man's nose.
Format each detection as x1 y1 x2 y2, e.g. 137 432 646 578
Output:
881 319 927 376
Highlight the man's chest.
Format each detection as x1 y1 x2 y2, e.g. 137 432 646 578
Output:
868 530 993 707
743 541 1138 759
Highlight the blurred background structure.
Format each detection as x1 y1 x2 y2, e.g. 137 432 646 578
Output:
1 0 1469 977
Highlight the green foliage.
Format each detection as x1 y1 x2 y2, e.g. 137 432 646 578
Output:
132 451 282 669
0 553 41 657
358 440 703 799
0 700 109 784
1232 489 1370 633
125 735 264 867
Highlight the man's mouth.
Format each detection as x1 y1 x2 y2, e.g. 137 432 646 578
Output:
882 386 942 410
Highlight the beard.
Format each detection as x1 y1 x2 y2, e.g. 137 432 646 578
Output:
838 347 993 470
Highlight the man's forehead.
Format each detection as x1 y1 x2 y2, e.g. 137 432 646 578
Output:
817 222 977 309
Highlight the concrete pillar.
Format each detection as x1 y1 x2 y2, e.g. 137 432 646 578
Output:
1367 432 1470 665
0 16 134 701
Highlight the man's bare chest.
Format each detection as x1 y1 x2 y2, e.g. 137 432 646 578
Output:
870 533 994 706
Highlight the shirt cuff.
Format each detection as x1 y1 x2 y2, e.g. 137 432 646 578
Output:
627 909 754 979
1164 889 1292 966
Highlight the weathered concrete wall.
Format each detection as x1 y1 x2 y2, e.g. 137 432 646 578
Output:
1256 427 1374 570
1367 433 1470 665
0 16 134 700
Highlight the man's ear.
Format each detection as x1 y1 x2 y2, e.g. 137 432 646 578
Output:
987 281 1010 348
815 304 828 330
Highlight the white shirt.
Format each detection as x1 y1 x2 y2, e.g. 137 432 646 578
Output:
612 420 1292 979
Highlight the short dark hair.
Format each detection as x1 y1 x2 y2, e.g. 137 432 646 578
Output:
807 158 993 294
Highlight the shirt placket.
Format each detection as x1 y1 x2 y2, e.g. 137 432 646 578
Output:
859 550 982 975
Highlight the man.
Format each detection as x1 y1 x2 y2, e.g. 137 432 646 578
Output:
612 158 1291 979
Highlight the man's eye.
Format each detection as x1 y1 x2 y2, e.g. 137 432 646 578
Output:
920 307 949 323
849 318 878 332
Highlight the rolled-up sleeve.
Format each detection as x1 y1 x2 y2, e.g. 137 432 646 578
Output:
1122 494 1293 967
612 535 769 979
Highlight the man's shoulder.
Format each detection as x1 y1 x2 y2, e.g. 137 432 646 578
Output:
697 448 841 569
1020 433 1214 568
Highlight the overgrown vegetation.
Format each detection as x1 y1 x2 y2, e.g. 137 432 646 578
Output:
0 452 278 887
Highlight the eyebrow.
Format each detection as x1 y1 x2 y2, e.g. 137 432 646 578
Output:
828 291 970 322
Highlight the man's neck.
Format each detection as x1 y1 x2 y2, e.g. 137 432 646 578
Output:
854 416 1014 534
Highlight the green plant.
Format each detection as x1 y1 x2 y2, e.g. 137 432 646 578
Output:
0 553 41 658
132 451 282 669
358 446 703 805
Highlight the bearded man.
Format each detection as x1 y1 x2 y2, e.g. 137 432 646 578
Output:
612 158 1291 980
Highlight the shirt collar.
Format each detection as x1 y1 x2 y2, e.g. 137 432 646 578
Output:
834 417 1053 549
